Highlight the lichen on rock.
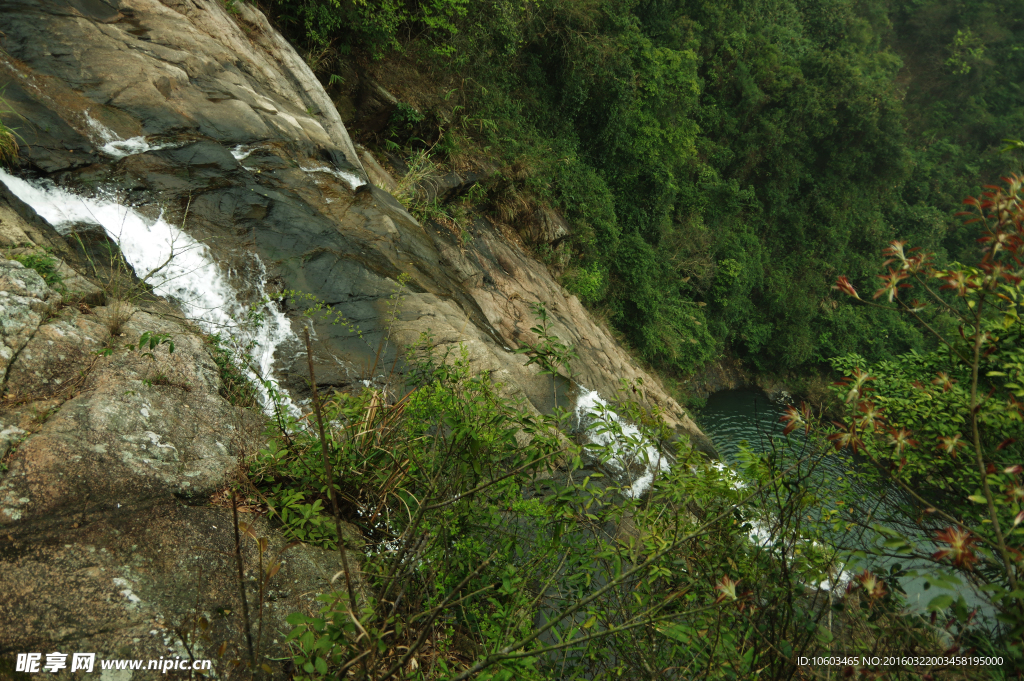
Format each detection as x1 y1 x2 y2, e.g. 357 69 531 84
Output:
0 0 712 672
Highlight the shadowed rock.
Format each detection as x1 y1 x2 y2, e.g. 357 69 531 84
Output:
0 0 714 673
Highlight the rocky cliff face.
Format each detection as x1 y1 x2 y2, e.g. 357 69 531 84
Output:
0 183 364 675
0 0 710 673
0 0 708 436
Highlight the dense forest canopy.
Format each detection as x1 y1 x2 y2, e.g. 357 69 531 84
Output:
4 2 1024 676
266 0 1024 376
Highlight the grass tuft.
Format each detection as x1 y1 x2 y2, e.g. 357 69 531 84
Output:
0 88 21 167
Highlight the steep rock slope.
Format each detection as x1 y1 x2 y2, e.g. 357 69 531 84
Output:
0 0 711 673
0 184 364 675
0 0 708 441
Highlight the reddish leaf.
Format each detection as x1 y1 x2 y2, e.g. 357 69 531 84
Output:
937 434 965 459
834 276 860 299
887 427 918 455
873 267 910 302
932 527 979 569
714 575 740 604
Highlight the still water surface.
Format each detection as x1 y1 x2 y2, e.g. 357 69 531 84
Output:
698 389 993 620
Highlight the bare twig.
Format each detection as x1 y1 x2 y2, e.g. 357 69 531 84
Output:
303 326 359 612
231 490 255 667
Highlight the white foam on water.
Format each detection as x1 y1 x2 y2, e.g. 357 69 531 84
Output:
84 113 181 159
300 164 365 190
231 145 256 161
574 388 671 498
574 387 855 588
244 253 300 394
99 137 181 159
708 459 747 490
819 568 854 592
715 469 854 591
0 169 298 415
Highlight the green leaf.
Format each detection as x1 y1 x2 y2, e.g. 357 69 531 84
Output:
873 524 902 537
286 612 310 626
927 594 954 611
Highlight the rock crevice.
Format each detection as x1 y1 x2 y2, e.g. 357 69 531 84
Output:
0 0 713 670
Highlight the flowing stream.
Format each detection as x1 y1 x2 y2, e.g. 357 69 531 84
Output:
573 386 672 498
0 168 299 414
0 161 671 485
2 148 997 626
699 388 995 621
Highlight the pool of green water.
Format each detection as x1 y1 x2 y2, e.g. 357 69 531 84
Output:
698 388 993 620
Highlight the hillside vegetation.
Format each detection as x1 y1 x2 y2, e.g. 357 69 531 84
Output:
196 2 1024 677
260 0 1023 378
4 1 1021 677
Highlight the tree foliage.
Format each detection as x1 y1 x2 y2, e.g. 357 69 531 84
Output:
250 332 992 679
262 0 1024 377
825 174 1024 664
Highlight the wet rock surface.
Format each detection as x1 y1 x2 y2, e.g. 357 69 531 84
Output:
0 0 705 443
0 0 712 674
0 191 363 676
0 0 361 173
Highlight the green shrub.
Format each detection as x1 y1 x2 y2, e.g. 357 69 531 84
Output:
0 89 20 167
251 328 974 679
0 123 16 167
562 263 606 303
237 303 970 679
265 0 1024 377
206 332 260 408
12 252 63 290
267 0 469 59
823 174 1024 670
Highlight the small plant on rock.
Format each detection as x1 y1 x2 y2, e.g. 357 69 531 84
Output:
105 298 134 338
515 301 577 404
133 330 175 358
0 89 22 167
10 251 64 291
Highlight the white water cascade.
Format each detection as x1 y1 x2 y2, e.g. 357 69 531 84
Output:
0 168 299 414
573 387 672 498
575 386 853 590
85 113 183 159
299 163 365 191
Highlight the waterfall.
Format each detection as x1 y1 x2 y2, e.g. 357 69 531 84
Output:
299 163 365 190
0 169 298 415
576 385 852 590
573 387 672 498
84 113 182 159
